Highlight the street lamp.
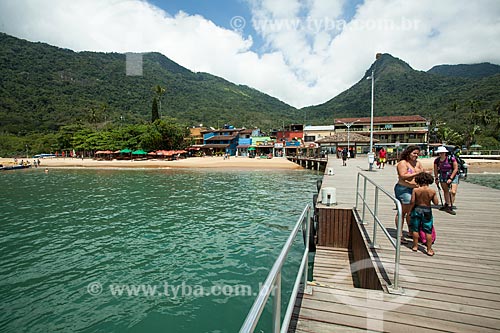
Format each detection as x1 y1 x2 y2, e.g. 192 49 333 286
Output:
367 69 375 170
336 119 360 158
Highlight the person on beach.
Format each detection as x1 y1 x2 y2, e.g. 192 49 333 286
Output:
394 145 425 241
433 146 458 215
409 172 439 256
378 147 387 169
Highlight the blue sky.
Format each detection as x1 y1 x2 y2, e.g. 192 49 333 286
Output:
147 0 364 55
149 0 264 50
0 0 499 108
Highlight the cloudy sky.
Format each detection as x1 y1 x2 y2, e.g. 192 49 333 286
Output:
1 0 499 108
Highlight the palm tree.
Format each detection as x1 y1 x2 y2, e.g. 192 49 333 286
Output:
477 108 493 126
464 125 481 149
437 126 461 145
151 97 159 122
154 85 166 118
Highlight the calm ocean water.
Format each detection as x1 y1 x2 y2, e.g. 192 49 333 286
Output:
465 173 500 190
0 167 320 333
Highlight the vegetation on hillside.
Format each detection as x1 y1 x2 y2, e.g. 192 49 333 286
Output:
1 33 499 156
0 33 300 135
303 54 500 149
428 63 500 79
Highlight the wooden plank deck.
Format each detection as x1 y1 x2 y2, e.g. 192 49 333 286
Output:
294 155 500 332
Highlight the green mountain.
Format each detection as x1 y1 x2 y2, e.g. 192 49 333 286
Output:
1 31 499 146
302 54 500 129
0 32 300 134
428 63 500 79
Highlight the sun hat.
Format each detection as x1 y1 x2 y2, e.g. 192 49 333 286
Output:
435 146 448 154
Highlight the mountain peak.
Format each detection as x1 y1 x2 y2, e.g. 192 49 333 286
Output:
362 53 414 79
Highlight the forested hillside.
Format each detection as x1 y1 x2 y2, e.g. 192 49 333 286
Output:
303 54 500 148
428 63 500 79
0 32 300 134
1 33 499 155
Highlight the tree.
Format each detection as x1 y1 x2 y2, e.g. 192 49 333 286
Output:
464 124 481 149
140 118 188 151
151 97 159 122
437 126 461 145
154 85 166 118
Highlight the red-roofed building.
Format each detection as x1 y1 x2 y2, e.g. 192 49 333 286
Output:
334 115 429 152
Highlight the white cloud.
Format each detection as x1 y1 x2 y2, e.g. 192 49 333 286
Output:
0 0 499 109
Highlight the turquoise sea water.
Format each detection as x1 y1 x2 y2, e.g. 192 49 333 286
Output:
465 173 500 190
0 168 319 333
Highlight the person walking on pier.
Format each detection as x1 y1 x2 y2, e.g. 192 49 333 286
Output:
341 148 348 166
409 172 439 256
378 147 387 169
394 145 425 241
433 146 459 215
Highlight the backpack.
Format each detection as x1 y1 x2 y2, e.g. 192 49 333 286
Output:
448 153 468 180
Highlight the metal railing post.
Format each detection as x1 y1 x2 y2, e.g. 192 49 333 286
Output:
371 187 379 248
355 173 360 209
303 207 310 284
361 177 368 224
240 204 312 333
273 273 281 333
355 172 404 295
393 206 403 291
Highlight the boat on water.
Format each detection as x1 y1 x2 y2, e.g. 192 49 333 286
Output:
0 164 32 171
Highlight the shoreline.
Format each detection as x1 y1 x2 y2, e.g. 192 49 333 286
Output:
0 156 303 170
2 156 500 173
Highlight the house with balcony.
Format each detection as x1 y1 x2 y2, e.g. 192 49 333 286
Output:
334 115 429 153
200 126 240 156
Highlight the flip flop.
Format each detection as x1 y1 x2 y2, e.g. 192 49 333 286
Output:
426 250 435 256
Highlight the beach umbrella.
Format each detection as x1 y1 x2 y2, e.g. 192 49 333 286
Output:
132 149 147 155
120 148 132 153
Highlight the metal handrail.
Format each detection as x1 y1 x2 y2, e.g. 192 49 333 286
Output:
240 204 312 333
355 172 404 294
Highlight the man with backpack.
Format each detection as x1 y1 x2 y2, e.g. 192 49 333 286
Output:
433 146 459 215
341 148 348 166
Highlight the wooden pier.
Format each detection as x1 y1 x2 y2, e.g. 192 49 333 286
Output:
288 156 327 171
293 156 500 332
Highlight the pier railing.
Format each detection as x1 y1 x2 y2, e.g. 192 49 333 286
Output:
240 204 312 333
355 172 404 294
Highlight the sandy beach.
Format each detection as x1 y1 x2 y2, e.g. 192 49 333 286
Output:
0 156 303 170
2 156 500 173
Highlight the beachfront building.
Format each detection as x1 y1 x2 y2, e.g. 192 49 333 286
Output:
186 125 208 155
273 124 304 157
188 126 207 145
303 125 336 143
316 132 378 157
236 128 254 157
251 136 275 157
334 115 429 153
200 126 240 156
